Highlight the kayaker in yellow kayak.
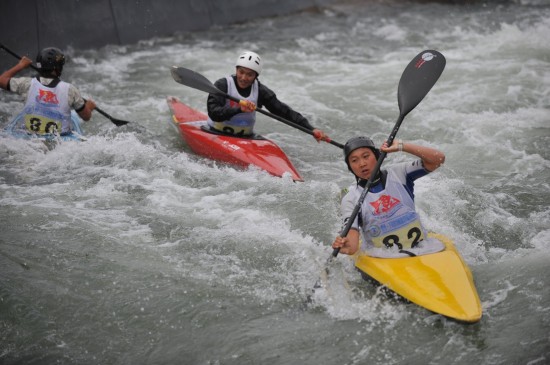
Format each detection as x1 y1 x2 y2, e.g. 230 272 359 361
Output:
332 136 447 258
206 50 329 142
0 47 96 135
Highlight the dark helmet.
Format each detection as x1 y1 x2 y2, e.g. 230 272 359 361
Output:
36 47 65 76
343 136 380 171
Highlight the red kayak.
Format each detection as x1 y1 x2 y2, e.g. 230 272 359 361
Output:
167 96 303 181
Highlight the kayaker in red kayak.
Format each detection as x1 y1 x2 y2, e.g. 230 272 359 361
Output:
332 136 446 258
0 47 96 135
206 51 329 142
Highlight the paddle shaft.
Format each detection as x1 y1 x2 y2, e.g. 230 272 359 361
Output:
332 114 403 257
227 92 343 148
332 50 446 258
0 44 39 72
170 66 344 149
0 43 130 127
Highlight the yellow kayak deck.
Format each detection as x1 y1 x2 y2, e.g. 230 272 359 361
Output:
354 233 482 323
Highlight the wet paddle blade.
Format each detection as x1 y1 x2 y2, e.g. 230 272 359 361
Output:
397 50 446 117
89 103 131 127
171 66 225 96
329 50 445 258
2 43 133 128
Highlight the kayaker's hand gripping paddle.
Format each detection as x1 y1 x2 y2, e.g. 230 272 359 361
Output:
333 50 446 257
0 43 131 127
312 50 446 293
170 66 344 149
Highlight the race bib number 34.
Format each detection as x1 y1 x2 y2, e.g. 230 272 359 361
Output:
24 114 62 134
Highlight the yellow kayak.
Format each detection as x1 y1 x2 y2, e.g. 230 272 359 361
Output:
354 233 482 323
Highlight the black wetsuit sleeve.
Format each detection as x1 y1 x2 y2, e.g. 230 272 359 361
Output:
207 77 241 121
257 82 315 130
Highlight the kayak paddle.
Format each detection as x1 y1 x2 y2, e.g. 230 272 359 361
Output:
170 66 344 149
0 43 131 127
312 50 446 292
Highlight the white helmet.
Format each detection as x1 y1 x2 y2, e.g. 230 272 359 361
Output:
236 51 262 75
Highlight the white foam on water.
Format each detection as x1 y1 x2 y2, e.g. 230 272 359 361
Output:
1 2 549 364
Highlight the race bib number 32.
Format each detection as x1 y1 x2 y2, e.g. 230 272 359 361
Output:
371 221 425 249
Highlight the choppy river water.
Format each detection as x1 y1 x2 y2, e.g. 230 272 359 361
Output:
1 1 549 364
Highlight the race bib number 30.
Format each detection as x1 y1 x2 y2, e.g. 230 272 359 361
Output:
24 114 62 134
371 220 425 249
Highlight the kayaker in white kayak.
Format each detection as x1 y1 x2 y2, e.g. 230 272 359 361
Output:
0 47 96 135
206 50 329 142
332 136 447 258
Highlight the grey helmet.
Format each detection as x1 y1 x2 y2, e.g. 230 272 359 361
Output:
36 47 65 76
343 136 381 176
344 136 380 162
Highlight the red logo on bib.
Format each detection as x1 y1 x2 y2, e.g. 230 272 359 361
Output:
370 194 400 215
38 89 59 105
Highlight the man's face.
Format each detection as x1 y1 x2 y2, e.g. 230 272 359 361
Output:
236 66 257 88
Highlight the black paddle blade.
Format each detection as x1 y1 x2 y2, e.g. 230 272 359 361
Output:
96 108 130 126
90 104 131 127
397 50 446 117
2 44 132 128
171 66 225 96
109 118 130 127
